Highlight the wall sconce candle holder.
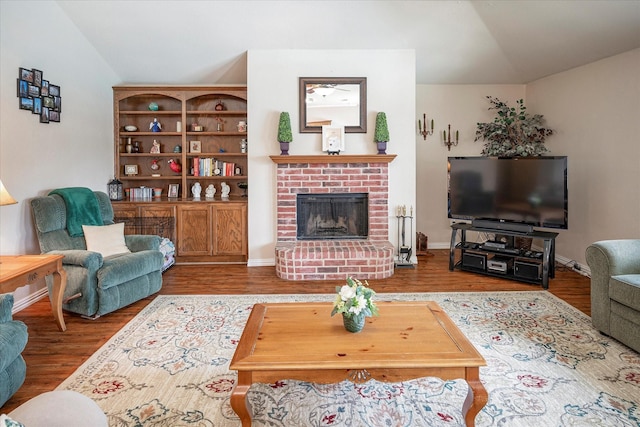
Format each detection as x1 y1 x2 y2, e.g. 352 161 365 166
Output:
443 124 459 151
418 114 434 140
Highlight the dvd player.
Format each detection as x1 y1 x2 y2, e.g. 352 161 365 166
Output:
487 256 513 273
480 244 521 255
483 240 506 249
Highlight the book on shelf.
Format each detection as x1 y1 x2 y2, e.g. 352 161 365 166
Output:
191 157 238 177
129 186 153 200
193 157 200 177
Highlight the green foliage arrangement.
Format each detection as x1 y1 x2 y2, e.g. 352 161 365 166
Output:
475 96 553 157
277 112 293 143
374 112 389 143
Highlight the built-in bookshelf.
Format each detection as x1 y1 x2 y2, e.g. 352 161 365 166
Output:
113 85 248 199
112 85 248 263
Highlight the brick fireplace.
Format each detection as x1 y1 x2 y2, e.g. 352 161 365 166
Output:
271 154 396 280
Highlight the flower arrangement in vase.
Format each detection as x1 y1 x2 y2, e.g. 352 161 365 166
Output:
331 277 379 333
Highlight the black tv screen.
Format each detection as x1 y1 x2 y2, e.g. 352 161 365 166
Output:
448 156 568 230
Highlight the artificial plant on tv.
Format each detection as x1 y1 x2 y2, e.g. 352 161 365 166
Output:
475 96 553 157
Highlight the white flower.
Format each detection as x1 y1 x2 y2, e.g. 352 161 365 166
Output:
348 295 367 315
339 285 356 301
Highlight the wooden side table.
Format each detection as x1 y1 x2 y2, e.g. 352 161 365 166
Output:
0 255 67 331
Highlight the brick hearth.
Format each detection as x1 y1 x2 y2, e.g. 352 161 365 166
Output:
271 155 396 280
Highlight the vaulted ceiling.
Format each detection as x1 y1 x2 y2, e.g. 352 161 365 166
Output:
57 0 640 85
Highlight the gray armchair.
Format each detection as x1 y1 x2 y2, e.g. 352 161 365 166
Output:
0 293 28 408
30 190 163 318
585 239 640 352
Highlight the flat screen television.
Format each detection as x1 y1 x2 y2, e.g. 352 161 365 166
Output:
448 156 568 230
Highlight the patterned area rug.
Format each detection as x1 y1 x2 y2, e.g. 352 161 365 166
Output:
57 292 640 426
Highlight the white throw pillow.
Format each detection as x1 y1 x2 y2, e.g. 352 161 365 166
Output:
82 222 131 257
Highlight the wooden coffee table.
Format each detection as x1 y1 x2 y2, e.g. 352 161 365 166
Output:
230 301 487 426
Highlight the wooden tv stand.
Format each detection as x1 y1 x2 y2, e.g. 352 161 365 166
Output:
449 223 558 289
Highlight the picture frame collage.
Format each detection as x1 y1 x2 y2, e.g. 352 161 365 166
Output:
17 67 62 123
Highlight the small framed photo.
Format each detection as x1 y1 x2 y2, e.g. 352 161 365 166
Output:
43 96 54 109
19 97 34 111
33 69 43 87
124 164 138 176
322 125 345 154
49 84 60 97
189 140 202 153
40 107 50 124
28 84 40 98
32 97 42 114
49 110 60 122
19 67 34 83
41 80 49 96
168 183 179 198
17 79 28 97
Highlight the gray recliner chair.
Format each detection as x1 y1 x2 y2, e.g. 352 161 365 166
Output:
0 294 27 408
30 190 164 318
585 239 640 353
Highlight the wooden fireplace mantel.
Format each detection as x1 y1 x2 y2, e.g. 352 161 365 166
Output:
270 154 397 164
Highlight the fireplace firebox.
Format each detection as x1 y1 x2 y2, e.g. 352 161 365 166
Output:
296 193 368 240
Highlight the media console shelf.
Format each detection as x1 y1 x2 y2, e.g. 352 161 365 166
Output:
449 222 558 289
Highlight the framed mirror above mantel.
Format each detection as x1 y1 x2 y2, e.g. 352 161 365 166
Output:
299 77 367 133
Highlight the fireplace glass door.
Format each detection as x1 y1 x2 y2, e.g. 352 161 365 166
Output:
296 193 368 240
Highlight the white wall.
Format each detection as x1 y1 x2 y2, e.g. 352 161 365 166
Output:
247 49 416 265
415 85 525 248
0 1 118 304
526 49 640 265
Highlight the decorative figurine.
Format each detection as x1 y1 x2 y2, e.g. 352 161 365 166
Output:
150 118 162 132
215 100 225 111
191 182 202 199
150 159 160 171
240 138 247 153
148 102 159 111
168 158 182 173
221 182 230 199
215 117 225 132
173 145 182 153
150 139 161 153
205 184 216 199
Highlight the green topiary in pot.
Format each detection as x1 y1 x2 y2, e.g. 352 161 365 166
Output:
374 112 389 155
278 112 292 155
475 96 553 157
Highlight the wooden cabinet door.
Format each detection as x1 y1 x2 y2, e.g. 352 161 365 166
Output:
177 205 212 256
213 204 247 256
112 205 138 236
140 205 176 242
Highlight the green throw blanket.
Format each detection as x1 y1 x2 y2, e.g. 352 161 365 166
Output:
49 187 103 237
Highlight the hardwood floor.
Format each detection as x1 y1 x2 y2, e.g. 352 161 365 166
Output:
2 250 591 413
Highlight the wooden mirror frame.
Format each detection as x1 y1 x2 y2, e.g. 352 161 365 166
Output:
299 77 367 133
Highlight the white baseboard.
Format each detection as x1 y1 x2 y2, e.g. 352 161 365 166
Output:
12 288 49 314
248 258 276 267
